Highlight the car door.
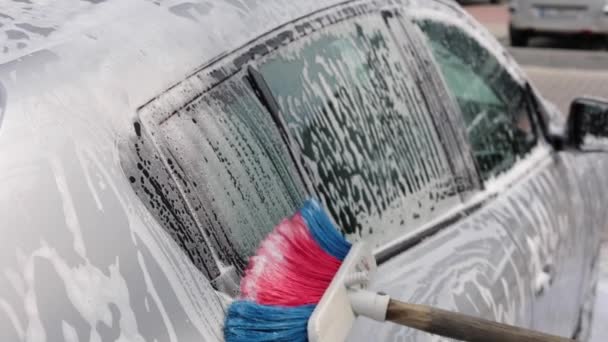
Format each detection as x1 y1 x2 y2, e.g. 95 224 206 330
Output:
408 1 591 337
124 2 491 340
244 4 533 341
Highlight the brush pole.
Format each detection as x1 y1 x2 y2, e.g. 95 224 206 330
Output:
385 299 573 342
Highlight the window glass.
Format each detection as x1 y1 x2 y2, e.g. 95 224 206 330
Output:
156 77 305 270
259 15 460 247
417 20 537 180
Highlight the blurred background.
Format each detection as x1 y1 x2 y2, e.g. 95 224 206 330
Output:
459 1 608 340
461 0 608 112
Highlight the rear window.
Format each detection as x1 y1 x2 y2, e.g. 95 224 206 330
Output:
138 76 306 276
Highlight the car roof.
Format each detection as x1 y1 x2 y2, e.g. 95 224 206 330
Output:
1 0 388 140
0 0 355 66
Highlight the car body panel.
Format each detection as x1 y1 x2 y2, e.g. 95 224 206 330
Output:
510 0 608 34
0 0 357 340
0 0 606 341
0 94 227 341
349 146 608 341
350 1 605 339
410 1 608 338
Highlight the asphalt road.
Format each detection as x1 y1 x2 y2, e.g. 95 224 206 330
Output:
510 46 608 71
510 47 608 114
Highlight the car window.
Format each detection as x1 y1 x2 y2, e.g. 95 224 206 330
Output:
416 20 537 180
145 76 306 276
257 15 461 248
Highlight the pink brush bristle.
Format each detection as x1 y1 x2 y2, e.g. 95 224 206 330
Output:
224 199 352 341
240 212 342 306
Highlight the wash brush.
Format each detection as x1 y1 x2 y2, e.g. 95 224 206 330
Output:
224 199 572 342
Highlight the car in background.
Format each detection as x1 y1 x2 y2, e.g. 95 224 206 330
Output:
2 0 608 341
509 0 608 46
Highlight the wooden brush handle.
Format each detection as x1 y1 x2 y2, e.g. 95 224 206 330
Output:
386 299 573 342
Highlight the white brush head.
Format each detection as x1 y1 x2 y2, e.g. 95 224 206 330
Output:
307 242 377 342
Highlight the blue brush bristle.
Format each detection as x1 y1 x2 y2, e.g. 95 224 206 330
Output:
224 199 351 342
224 301 315 342
301 199 351 260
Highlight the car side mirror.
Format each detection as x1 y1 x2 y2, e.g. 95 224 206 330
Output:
565 97 608 151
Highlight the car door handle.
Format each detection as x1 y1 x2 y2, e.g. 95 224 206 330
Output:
534 263 555 297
